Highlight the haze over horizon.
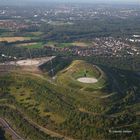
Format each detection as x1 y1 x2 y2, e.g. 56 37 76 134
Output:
0 0 140 5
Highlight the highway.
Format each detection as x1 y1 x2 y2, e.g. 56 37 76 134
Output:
0 118 24 140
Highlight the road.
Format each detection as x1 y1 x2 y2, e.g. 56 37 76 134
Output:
0 103 74 140
37 56 56 67
93 65 104 80
0 118 24 140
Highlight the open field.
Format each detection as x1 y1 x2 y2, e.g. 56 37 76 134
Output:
0 37 30 42
26 32 43 36
58 43 73 48
58 42 91 48
46 41 92 48
17 42 43 49
18 43 38 46
72 42 89 47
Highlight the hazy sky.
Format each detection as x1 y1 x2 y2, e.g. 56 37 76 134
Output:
15 0 138 1
1 0 139 2
0 0 139 5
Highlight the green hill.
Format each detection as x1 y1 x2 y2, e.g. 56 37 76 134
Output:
56 60 108 91
0 59 139 140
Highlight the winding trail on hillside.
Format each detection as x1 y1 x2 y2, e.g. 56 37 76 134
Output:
0 64 110 140
0 104 74 140
93 65 104 80
24 117 74 140
0 118 24 140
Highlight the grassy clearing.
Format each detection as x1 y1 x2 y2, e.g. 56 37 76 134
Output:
72 42 90 47
29 32 43 36
17 42 43 49
57 42 90 48
22 32 43 38
0 37 30 42
46 41 93 48
58 43 73 48
46 42 73 48
46 41 57 47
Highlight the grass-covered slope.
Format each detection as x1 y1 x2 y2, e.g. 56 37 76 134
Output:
56 60 107 91
0 60 139 140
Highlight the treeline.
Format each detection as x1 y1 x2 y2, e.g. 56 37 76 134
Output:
105 68 140 113
84 55 140 72
0 44 54 62
40 17 140 42
0 127 6 140
0 127 12 140
39 56 72 76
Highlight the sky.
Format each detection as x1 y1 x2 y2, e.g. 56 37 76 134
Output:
37 0 139 2
0 0 139 5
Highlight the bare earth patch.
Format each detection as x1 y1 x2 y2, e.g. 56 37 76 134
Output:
15 57 56 67
72 42 88 47
77 77 98 83
18 43 38 46
0 37 30 42
16 59 40 66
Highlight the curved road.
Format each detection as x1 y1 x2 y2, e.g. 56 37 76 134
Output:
0 118 24 140
0 116 74 140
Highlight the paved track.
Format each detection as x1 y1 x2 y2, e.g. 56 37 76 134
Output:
0 118 24 140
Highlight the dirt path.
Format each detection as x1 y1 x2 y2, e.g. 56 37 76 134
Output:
93 65 104 80
0 104 74 140
0 118 24 140
24 117 74 140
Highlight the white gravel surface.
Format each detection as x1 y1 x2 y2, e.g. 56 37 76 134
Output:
77 77 98 83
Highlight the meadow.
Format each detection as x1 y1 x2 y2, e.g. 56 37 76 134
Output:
0 37 30 42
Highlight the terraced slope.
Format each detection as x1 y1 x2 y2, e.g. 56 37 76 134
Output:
56 60 107 91
0 60 139 140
